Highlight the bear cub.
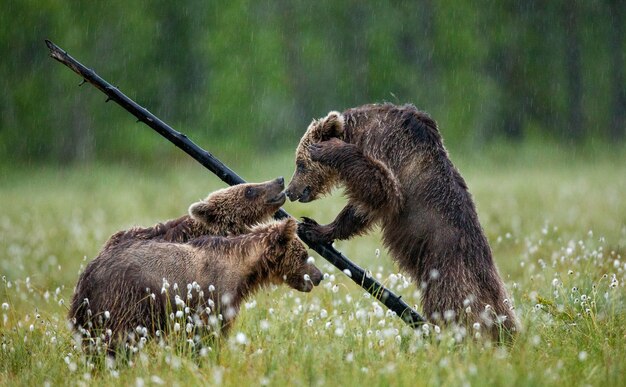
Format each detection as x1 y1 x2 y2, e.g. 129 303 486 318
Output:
286 103 519 341
104 177 287 249
69 180 322 351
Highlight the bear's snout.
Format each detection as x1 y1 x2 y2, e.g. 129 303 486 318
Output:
285 187 297 201
286 185 312 203
309 268 323 286
306 265 323 287
265 177 287 206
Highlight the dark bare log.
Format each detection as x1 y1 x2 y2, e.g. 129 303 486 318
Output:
45 40 425 328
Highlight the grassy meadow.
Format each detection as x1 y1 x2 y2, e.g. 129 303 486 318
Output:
1 146 625 386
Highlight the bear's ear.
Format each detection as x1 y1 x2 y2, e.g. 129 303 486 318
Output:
188 200 216 225
271 218 297 246
312 111 344 141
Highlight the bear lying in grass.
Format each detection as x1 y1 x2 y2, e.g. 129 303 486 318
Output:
286 103 518 341
69 180 322 352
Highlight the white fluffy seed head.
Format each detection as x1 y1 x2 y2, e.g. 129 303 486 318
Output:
235 332 247 345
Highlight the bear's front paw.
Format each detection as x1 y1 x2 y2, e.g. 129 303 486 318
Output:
308 138 346 165
298 217 334 244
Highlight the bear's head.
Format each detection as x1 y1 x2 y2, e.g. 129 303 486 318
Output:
188 177 286 231
263 218 323 292
286 111 344 203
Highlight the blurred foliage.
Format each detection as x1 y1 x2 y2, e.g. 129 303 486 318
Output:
0 0 624 164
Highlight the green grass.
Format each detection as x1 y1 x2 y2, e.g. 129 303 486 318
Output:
1 147 625 386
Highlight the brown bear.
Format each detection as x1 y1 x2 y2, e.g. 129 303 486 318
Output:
104 177 286 248
69 218 322 351
285 103 518 341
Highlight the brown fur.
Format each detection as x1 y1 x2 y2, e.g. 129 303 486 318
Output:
105 177 286 248
69 218 322 350
286 103 519 341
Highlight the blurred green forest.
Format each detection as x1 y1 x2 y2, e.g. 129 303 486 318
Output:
0 0 624 165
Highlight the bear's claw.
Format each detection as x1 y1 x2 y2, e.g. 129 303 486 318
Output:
308 143 325 163
298 217 334 244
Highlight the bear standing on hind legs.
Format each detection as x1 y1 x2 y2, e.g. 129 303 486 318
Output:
285 103 519 341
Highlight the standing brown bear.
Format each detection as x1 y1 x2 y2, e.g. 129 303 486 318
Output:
286 103 518 340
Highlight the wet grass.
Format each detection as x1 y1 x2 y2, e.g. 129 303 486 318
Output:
1 146 625 386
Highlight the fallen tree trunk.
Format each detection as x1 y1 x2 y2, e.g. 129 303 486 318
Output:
45 39 425 328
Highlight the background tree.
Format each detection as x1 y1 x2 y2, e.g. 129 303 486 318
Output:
0 0 623 165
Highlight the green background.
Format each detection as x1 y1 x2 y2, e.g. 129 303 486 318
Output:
1 0 624 165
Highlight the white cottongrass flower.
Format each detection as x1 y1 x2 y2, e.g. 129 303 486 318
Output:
235 332 247 345
221 293 233 305
161 278 170 294
1 302 8 310
578 351 588 361
173 323 181 332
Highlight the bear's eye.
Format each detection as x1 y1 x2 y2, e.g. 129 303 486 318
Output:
296 161 306 173
245 187 255 199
